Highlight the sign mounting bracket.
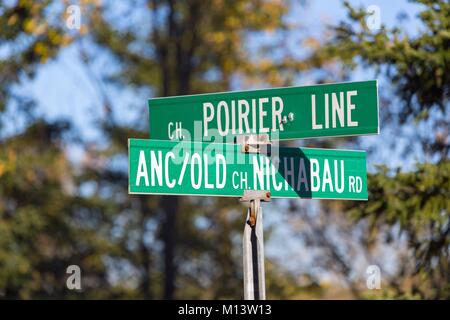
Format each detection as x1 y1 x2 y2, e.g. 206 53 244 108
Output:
237 133 271 155
238 133 271 227
240 190 271 227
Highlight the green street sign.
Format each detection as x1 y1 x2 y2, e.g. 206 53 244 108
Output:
148 80 379 142
129 138 368 200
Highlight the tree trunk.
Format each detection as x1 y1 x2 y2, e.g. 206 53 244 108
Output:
161 196 179 299
157 0 196 300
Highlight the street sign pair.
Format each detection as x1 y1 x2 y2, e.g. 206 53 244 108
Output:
129 80 379 201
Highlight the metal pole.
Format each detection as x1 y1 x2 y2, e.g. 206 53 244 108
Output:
243 199 266 300
238 133 271 300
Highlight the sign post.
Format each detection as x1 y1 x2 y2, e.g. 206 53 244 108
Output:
241 190 270 300
239 134 272 300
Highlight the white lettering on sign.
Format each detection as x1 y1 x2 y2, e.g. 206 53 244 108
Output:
272 97 284 132
283 157 295 191
136 150 149 186
168 122 183 140
298 158 309 192
310 158 345 193
312 95 322 130
216 154 227 188
191 153 202 190
232 171 248 190
217 101 229 136
349 175 363 193
150 151 163 186
133 149 358 195
253 156 265 190
259 97 269 133
332 92 345 129
203 102 215 136
311 90 359 130
271 158 283 191
135 151 228 190
347 90 358 127
202 97 284 137
232 171 239 189
311 158 320 192
204 154 214 189
251 155 313 192
334 160 345 193
238 100 250 134
165 152 176 188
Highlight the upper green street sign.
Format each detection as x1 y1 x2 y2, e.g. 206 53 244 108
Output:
148 80 379 142
129 138 368 200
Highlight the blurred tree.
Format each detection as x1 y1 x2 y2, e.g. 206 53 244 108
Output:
0 1 70 117
0 120 118 298
305 0 450 298
0 0 116 298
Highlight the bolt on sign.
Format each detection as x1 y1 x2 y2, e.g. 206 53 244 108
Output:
129 139 368 200
148 80 379 142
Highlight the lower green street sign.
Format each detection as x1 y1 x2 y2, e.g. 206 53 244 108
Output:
129 138 368 200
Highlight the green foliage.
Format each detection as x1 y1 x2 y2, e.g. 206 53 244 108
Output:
0 121 114 298
89 0 302 95
0 1 70 114
359 162 450 226
348 160 450 298
0 0 116 299
312 0 450 298
311 0 450 125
